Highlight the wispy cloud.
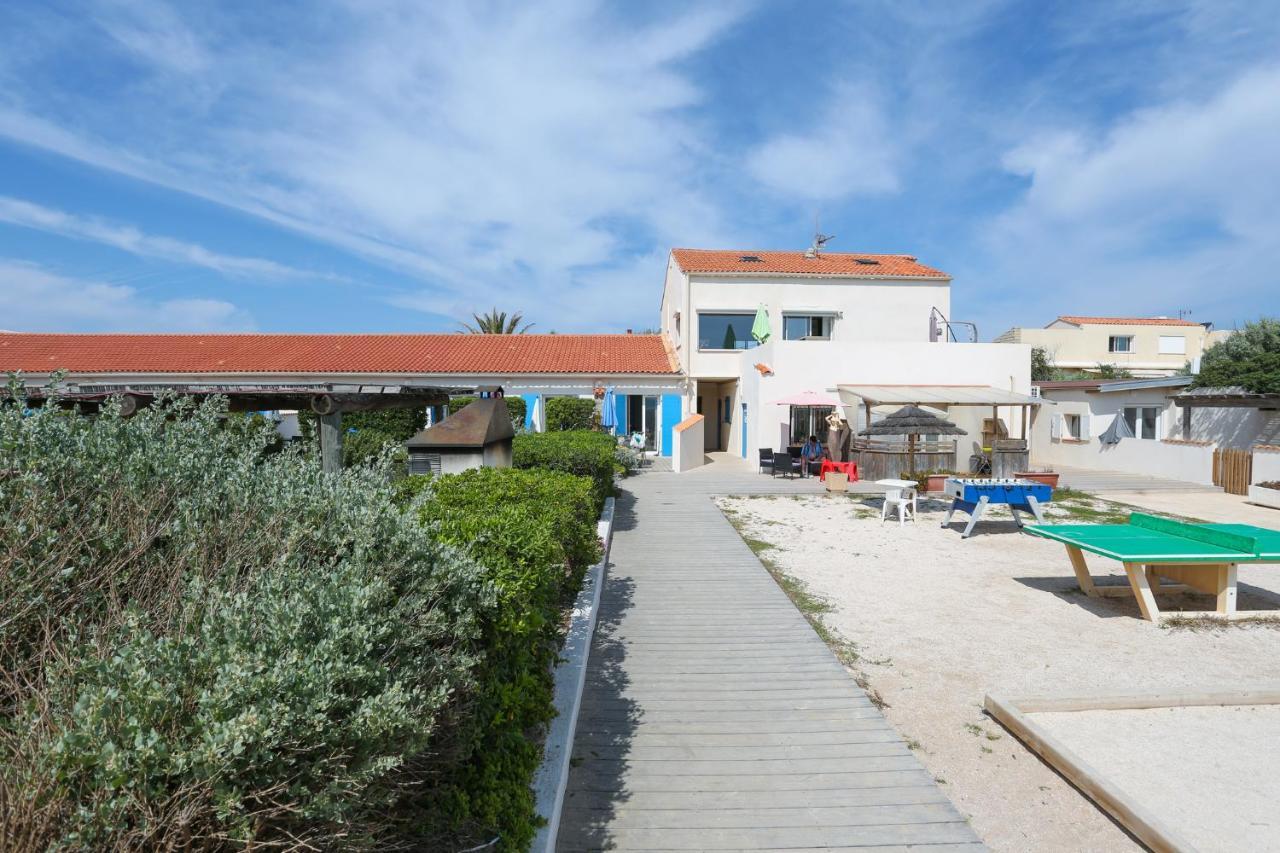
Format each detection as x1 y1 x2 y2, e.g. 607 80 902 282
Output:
0 1 748 330
745 83 900 201
0 259 251 331
0 196 326 280
979 63 1280 329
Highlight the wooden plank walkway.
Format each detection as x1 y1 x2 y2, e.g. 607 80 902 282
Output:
557 465 983 851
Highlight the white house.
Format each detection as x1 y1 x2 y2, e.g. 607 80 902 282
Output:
1 243 1039 471
1032 376 1280 486
658 247 1035 467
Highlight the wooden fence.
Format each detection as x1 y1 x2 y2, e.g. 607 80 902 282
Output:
1212 448 1252 495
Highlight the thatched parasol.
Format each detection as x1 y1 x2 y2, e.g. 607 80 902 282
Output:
858 405 967 473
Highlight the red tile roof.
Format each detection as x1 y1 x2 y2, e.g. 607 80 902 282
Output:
0 333 678 376
671 248 949 278
1054 316 1201 327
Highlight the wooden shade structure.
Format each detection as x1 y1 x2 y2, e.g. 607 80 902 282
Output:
858 405 967 474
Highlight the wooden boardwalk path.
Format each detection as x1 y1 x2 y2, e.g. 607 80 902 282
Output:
557 462 983 851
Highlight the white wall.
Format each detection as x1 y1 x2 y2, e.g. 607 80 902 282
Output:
1032 387 1216 484
685 275 950 379
1188 406 1272 449
672 414 705 472
736 340 1032 462
1254 447 1280 485
659 255 689 373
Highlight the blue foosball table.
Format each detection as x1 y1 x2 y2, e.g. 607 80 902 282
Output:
942 477 1053 538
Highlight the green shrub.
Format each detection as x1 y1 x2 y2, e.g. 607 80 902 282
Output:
415 467 601 850
447 395 527 426
0 389 496 850
544 396 595 431
513 430 618 511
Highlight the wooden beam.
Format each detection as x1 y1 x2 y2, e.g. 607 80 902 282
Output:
985 692 1198 853
319 412 343 473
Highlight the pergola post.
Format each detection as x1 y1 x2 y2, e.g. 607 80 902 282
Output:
319 412 343 473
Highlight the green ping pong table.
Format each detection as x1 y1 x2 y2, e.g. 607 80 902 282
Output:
1025 513 1280 622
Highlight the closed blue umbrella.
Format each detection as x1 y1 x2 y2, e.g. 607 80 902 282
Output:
601 387 617 432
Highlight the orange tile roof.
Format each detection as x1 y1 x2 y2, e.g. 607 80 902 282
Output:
0 333 678 376
671 248 949 278
1054 316 1201 327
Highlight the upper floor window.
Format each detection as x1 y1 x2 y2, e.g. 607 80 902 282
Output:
1123 406 1160 440
1158 335 1186 355
1108 335 1134 353
783 314 832 341
698 312 758 350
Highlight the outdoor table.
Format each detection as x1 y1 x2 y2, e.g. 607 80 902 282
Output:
1025 513 1280 622
818 459 858 482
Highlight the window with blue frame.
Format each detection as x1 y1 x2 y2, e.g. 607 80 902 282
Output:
698 313 758 350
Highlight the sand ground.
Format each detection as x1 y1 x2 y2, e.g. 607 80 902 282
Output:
1034 705 1280 852
714 492 1280 853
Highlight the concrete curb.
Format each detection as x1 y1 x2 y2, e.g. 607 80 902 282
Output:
530 496 615 853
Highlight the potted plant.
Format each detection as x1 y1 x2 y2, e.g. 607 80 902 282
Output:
910 469 955 493
1015 469 1060 488
1248 480 1280 510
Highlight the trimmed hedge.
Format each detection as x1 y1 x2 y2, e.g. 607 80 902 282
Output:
447 395 527 426
544 396 595 431
408 466 601 850
513 430 618 512
0 392 492 850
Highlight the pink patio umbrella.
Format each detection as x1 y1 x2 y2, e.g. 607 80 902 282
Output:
769 390 842 407
771 391 843 454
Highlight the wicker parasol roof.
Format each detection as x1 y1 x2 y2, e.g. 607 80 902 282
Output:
858 405 967 436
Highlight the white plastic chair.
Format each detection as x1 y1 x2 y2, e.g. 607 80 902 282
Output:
629 432 647 466
877 479 918 526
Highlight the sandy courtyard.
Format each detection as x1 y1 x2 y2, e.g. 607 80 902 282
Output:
714 492 1280 852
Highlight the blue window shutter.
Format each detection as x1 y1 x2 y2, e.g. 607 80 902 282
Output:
660 394 681 456
615 393 628 436
520 394 539 430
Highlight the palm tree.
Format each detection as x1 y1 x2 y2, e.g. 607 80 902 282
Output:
460 308 535 334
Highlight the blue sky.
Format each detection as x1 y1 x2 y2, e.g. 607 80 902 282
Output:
0 0 1277 338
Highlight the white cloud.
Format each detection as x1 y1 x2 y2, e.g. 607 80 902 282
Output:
0 260 251 332
745 84 900 201
0 1 748 330
0 196 328 280
976 64 1280 333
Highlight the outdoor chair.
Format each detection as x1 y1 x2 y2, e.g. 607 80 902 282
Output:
629 432 648 467
878 479 918 526
758 448 775 475
969 441 992 475
779 452 804 479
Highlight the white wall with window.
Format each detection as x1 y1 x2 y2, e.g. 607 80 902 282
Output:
1033 384 1215 483
1107 335 1133 353
681 275 949 380
1122 405 1161 440
782 313 834 341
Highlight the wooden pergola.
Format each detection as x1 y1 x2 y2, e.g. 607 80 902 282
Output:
25 380 455 472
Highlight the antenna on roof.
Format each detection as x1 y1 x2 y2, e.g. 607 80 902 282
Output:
804 213 834 259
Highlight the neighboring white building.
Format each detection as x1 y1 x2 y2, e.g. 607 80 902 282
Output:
1032 376 1280 486
995 315 1226 377
659 247 1034 464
